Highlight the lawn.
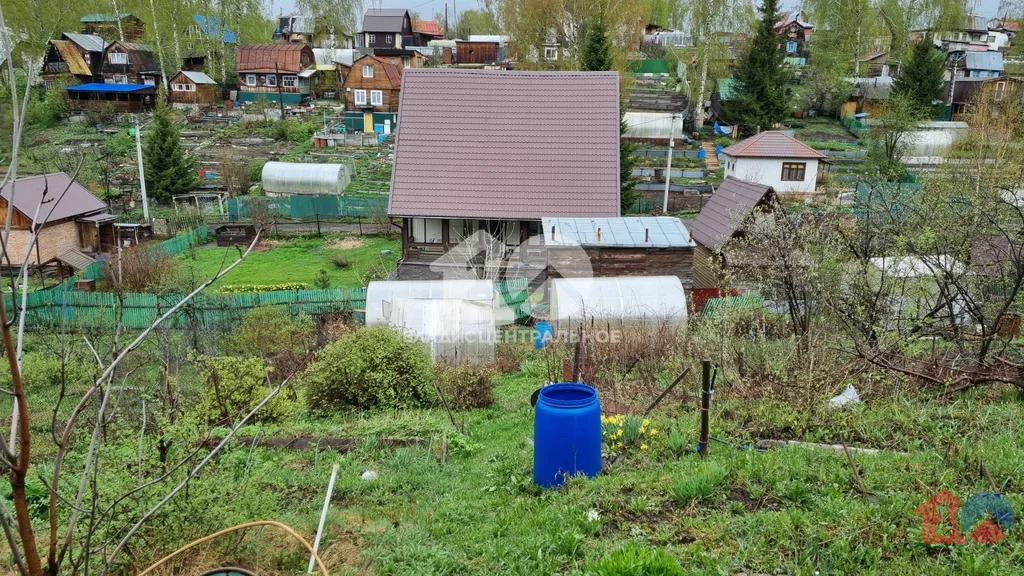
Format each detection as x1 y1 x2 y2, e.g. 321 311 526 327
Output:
175 235 400 290
786 117 860 144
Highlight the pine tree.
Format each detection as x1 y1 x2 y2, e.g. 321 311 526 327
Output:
143 98 197 204
892 36 946 116
733 0 792 128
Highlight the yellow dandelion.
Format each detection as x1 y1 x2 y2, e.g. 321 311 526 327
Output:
640 444 648 451
639 427 646 434
651 429 658 436
643 419 651 426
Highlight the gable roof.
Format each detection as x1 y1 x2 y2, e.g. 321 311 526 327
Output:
235 43 313 73
1 173 106 224
354 55 401 88
362 9 409 33
721 131 826 159
194 15 237 44
63 32 107 53
80 13 135 23
107 41 161 74
414 20 444 37
179 70 217 84
689 177 774 251
965 51 1004 72
50 40 92 76
388 69 620 220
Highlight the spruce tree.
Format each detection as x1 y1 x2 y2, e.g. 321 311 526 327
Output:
892 36 946 115
143 98 197 204
733 0 792 129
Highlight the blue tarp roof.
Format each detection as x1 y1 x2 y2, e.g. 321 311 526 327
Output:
66 83 154 93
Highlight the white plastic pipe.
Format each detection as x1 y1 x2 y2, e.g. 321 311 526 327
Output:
307 463 339 573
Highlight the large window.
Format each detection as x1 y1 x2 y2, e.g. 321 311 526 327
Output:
370 90 383 105
266 74 277 87
449 219 479 243
410 218 442 243
354 89 367 105
781 162 807 181
362 64 374 78
108 52 128 64
503 221 521 246
282 75 297 88
245 74 256 86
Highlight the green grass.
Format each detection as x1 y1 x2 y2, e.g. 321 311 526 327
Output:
175 235 399 290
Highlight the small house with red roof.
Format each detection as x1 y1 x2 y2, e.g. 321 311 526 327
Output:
343 54 402 133
720 131 826 193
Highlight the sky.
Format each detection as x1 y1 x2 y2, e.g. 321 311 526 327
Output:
268 0 1010 26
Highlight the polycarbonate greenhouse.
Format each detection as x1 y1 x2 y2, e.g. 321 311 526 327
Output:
260 162 352 196
549 276 687 325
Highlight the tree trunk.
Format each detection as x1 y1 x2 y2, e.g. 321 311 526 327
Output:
219 0 228 86
171 2 182 72
693 12 713 134
112 0 125 42
149 0 169 93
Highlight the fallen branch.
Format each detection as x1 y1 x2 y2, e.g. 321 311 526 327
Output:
643 367 692 417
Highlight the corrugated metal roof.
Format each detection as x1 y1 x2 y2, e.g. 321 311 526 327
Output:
965 51 1004 72
181 70 217 84
1 173 107 224
63 33 107 53
689 177 774 251
51 41 92 76
80 13 133 22
313 48 356 66
362 9 408 32
388 69 621 220
721 131 826 159
194 15 237 44
298 67 317 78
542 217 694 248
235 43 314 74
413 20 443 37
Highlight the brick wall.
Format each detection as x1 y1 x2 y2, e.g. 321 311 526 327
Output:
5 222 80 265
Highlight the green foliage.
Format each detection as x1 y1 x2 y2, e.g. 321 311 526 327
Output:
669 461 729 504
229 305 316 360
449 9 502 39
270 119 316 142
581 16 612 73
192 354 301 425
312 266 331 289
733 0 792 127
436 362 496 410
248 158 267 183
620 118 638 213
585 542 685 576
27 88 68 128
144 100 198 204
303 325 435 410
892 36 946 114
801 51 854 116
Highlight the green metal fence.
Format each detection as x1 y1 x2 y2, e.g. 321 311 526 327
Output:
497 277 531 321
228 196 388 221
842 115 869 138
701 294 764 318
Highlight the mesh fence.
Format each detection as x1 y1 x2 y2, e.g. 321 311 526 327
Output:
228 195 388 220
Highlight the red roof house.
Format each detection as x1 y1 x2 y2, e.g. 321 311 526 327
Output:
721 131 825 193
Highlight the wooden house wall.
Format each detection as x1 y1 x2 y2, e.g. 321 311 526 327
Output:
101 44 156 85
692 243 721 290
542 246 695 289
236 72 308 94
344 59 400 112
0 199 35 229
169 72 217 104
457 42 498 64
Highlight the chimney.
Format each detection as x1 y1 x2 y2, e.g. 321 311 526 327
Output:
645 228 650 242
597 227 602 242
551 225 556 240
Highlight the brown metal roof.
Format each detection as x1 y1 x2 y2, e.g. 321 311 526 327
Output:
355 55 401 88
388 69 621 220
362 9 409 33
1 173 107 225
721 131 826 159
689 177 774 251
413 20 443 37
51 40 92 76
235 43 314 74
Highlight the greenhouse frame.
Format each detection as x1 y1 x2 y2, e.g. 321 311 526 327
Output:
260 162 352 196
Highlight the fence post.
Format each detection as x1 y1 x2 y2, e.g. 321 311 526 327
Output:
316 213 321 237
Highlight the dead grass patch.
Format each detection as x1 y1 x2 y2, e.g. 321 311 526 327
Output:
328 237 366 250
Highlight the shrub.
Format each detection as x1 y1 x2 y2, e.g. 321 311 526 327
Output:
191 354 301 425
248 159 267 183
436 362 496 410
103 244 178 293
585 542 685 576
312 267 331 289
669 462 729 504
714 136 734 147
303 325 435 410
229 305 316 376
331 255 350 269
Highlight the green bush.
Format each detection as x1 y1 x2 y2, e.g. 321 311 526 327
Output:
27 89 68 128
303 325 435 410
312 266 331 289
585 542 685 576
248 159 266 183
191 354 301 425
714 136 734 147
436 362 495 410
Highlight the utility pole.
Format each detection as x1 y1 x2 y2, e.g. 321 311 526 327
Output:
275 63 286 119
133 117 150 221
948 53 966 105
662 113 676 213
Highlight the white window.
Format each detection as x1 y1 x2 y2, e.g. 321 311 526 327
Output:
368 33 376 44
143 76 156 86
370 90 382 105
113 74 128 84
245 74 256 86
109 52 128 64
266 74 277 87
386 34 393 44
995 81 1006 101
362 64 374 78
282 75 297 88
544 47 558 61
354 89 367 105
410 218 442 243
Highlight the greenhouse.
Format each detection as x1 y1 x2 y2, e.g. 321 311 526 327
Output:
548 276 687 325
260 162 352 196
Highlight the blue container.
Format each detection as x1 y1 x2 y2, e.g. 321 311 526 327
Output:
535 321 553 349
715 145 724 155
533 383 602 488
698 149 706 159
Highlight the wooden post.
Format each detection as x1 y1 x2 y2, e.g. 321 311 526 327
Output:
274 63 285 119
315 212 321 237
697 359 711 456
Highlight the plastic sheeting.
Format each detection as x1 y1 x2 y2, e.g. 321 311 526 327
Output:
389 298 496 364
549 276 687 324
623 112 684 140
366 280 495 325
261 162 352 196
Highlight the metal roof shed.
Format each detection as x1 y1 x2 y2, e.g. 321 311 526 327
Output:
260 162 351 196
549 276 687 324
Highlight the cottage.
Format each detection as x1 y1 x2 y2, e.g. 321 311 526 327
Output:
775 12 813 59
343 55 401 133
950 77 1024 119
65 83 157 112
169 70 218 107
80 13 144 42
41 33 106 90
688 177 776 292
721 131 825 193
183 15 237 71
360 9 412 49
0 173 115 267
372 48 426 71
536 217 696 289
851 51 890 78
100 41 161 86
389 69 621 280
235 43 315 104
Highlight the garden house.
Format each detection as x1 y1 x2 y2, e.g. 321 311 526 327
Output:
720 131 825 193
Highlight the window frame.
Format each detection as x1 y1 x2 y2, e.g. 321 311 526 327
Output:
410 218 442 243
282 75 297 88
113 74 128 84
543 46 558 60
245 74 256 86
266 74 277 87
386 34 393 44
354 89 367 105
108 52 128 65
780 162 807 182
370 90 383 106
368 33 376 44
994 81 1006 101
362 64 374 78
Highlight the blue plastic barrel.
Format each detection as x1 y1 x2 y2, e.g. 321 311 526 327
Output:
534 383 601 488
715 145 724 154
535 321 553 349
698 149 706 159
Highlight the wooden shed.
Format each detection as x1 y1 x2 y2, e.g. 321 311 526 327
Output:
214 224 257 247
457 41 499 64
169 70 218 106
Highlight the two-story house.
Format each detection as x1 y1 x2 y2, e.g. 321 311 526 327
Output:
359 9 412 49
343 55 401 133
183 15 237 71
235 43 316 104
100 41 161 86
41 33 106 90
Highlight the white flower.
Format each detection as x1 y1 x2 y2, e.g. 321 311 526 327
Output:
587 509 600 522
